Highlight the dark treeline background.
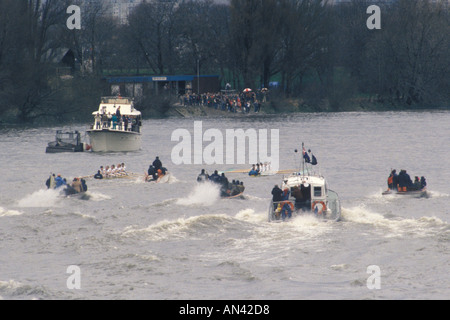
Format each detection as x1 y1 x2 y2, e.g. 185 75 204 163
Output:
0 0 448 124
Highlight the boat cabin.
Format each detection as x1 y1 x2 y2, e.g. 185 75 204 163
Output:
281 173 328 212
92 97 141 117
269 172 340 222
90 96 142 133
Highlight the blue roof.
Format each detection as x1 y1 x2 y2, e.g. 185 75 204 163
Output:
106 75 219 83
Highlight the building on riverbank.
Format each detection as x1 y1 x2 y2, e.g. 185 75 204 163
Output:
105 75 221 98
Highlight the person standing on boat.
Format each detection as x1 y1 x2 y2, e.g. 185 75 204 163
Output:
153 157 162 171
282 188 290 200
95 113 101 129
123 115 129 131
279 201 294 220
209 170 221 184
197 169 209 182
111 113 118 130
387 169 398 190
404 170 413 191
46 174 56 189
101 112 108 129
271 185 283 210
220 173 229 189
398 170 413 191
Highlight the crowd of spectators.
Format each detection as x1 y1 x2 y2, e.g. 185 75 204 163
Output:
179 88 269 114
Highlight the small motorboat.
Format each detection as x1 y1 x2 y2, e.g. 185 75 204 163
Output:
46 130 85 153
268 144 341 222
382 188 429 198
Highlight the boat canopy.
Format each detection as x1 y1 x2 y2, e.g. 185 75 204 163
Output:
92 97 141 117
283 174 326 189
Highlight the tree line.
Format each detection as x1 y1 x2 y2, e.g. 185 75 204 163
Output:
0 0 448 124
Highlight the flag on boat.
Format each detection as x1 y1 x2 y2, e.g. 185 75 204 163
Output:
303 147 311 163
303 146 318 165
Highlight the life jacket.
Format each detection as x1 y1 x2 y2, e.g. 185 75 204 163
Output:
388 175 393 185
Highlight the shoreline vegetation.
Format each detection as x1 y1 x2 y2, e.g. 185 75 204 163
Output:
0 0 448 126
2 90 448 129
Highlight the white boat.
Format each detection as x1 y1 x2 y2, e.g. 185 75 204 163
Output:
268 145 341 222
382 188 429 198
87 97 142 152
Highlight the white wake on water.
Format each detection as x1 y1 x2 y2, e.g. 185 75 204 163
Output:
341 205 448 237
17 189 62 208
176 182 221 207
0 207 23 217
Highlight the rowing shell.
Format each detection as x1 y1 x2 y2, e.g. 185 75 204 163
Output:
220 169 296 175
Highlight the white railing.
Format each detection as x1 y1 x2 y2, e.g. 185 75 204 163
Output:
92 120 140 133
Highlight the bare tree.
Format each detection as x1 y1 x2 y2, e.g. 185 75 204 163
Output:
0 0 71 122
365 0 450 106
127 0 178 75
277 0 330 95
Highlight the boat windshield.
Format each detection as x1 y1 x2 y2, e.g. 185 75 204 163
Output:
55 131 80 145
101 97 133 104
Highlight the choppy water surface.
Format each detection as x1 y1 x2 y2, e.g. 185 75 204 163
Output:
0 111 449 300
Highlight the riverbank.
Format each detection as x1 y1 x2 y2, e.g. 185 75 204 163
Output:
165 97 449 118
1 95 448 128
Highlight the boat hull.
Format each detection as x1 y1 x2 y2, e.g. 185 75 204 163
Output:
382 188 428 198
268 188 341 222
46 145 84 153
87 129 141 152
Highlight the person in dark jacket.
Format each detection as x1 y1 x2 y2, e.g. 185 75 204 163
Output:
387 169 398 190
398 170 413 191
209 170 221 184
420 177 427 189
94 170 103 180
404 170 413 190
271 185 283 210
147 165 157 181
152 157 162 171
412 176 422 190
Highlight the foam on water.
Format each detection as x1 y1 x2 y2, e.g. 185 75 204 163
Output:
0 207 23 217
85 191 112 202
342 205 448 237
0 280 49 299
17 189 63 208
176 182 221 207
122 213 234 241
234 208 267 223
